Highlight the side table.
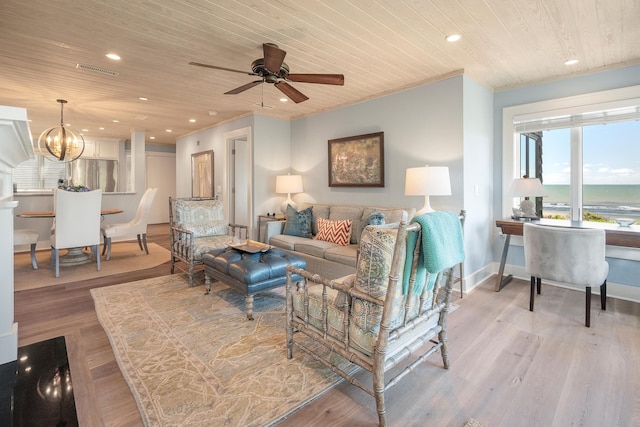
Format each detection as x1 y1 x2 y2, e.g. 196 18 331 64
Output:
257 214 286 242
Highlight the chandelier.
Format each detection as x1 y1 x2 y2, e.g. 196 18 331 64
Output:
37 99 85 162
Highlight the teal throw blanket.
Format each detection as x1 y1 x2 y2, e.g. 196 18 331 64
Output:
402 211 465 295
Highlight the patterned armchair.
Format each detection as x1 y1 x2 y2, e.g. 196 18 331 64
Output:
169 197 248 286
285 211 465 426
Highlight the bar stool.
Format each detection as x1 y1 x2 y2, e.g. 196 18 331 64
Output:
14 229 39 269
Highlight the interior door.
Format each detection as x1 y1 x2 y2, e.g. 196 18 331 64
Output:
146 152 176 224
225 128 252 237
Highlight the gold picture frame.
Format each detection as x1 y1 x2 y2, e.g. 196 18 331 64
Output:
191 150 214 197
328 132 384 187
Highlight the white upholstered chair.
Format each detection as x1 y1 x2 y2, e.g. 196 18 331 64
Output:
523 223 609 327
14 229 39 269
101 187 157 260
50 189 102 277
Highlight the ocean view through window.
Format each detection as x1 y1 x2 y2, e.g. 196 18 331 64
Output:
521 119 640 223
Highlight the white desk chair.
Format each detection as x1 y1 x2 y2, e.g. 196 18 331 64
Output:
14 229 39 269
50 189 102 277
101 188 157 260
523 223 609 327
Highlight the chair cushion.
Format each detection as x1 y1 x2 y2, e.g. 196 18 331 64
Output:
180 220 228 238
314 218 353 246
349 224 430 356
190 235 234 260
175 199 224 224
283 204 313 238
14 229 39 245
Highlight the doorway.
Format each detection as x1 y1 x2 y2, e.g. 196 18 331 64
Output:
224 127 252 237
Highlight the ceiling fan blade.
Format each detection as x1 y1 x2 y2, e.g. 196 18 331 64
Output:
189 62 255 76
274 82 309 103
225 80 263 95
287 74 345 85
263 43 286 74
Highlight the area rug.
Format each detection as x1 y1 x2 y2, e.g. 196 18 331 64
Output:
14 242 171 291
91 275 356 427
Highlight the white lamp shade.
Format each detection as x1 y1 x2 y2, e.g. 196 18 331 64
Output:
275 174 303 194
404 166 451 196
511 178 546 197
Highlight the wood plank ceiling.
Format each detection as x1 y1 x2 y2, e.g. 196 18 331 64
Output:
1 0 639 144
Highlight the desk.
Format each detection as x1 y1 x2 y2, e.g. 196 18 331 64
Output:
17 209 123 264
495 218 640 291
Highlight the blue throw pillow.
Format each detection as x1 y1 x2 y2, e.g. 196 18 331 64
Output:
356 211 386 244
283 204 313 238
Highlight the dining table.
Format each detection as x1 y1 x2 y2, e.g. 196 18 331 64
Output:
17 209 123 265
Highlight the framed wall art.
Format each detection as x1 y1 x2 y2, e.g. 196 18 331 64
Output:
191 150 214 197
328 131 384 187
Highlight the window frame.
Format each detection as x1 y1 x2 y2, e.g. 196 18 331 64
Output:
502 85 640 261
502 85 640 219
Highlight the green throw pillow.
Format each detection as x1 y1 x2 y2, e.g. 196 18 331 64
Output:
283 204 313 238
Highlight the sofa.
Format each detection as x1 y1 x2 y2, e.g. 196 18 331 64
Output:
265 202 415 279
285 211 465 426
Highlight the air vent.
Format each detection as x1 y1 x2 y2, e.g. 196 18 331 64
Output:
76 63 119 77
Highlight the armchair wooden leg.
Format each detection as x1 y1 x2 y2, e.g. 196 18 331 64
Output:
536 277 541 294
585 287 591 327
600 281 607 311
101 235 108 256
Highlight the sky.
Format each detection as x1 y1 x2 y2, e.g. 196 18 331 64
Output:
539 120 640 185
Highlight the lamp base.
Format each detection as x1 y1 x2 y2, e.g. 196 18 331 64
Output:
415 195 435 216
280 195 296 214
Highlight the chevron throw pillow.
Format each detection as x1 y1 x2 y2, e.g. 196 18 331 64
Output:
314 217 353 246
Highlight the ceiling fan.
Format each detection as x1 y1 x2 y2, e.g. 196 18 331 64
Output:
189 43 344 103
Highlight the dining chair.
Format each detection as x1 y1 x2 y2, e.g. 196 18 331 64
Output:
101 187 158 260
14 229 39 269
523 223 609 327
50 189 102 277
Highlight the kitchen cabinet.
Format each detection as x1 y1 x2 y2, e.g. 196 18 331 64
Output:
82 140 119 159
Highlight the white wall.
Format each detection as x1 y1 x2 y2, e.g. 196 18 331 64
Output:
462 76 495 283
290 76 466 211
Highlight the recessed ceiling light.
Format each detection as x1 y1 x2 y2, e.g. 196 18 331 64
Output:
112 119 119 123
208 111 218 116
445 34 461 42
166 129 172 133
138 97 148 101
564 59 579 65
280 98 288 102
82 129 89 132
99 127 105 130
149 136 156 140
106 53 121 60
189 119 196 123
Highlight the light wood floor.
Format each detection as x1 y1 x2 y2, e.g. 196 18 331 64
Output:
14 224 640 427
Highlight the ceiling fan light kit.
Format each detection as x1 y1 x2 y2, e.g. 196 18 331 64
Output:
190 43 344 103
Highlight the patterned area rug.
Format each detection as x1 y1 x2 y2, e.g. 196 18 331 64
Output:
91 275 355 427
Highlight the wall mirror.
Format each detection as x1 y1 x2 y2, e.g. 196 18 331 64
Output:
191 150 214 197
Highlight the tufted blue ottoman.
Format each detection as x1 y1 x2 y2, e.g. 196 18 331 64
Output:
202 247 306 320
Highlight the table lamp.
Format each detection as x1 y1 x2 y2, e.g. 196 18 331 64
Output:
511 177 546 219
404 165 451 215
276 174 303 213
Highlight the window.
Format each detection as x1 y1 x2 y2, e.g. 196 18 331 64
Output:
503 85 640 224
13 153 68 191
